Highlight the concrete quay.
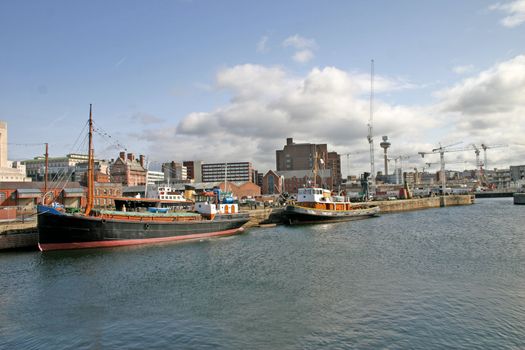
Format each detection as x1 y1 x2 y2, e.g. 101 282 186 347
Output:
475 191 514 198
374 194 475 213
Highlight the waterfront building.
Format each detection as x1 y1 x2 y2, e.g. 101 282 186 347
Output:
183 160 203 182
262 170 283 195
147 170 165 185
275 137 341 189
201 162 254 183
94 182 122 208
256 172 264 188
110 152 147 186
164 181 260 199
162 161 187 182
277 169 332 194
74 160 110 183
23 153 89 182
490 168 512 188
0 161 31 182
0 181 85 211
510 165 525 182
0 121 32 182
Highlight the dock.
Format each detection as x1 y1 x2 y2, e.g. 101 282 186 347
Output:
0 221 38 251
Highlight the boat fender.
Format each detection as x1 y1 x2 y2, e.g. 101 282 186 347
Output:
101 219 106 224
144 223 150 230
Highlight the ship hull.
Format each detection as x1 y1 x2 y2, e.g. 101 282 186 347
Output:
284 204 380 225
37 208 249 251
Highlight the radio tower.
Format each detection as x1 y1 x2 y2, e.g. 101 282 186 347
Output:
367 59 376 190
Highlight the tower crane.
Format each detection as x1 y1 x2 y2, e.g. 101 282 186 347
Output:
480 144 508 171
367 59 376 191
392 154 419 185
418 142 473 195
471 144 482 182
341 150 369 178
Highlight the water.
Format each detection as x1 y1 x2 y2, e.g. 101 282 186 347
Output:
1 198 524 349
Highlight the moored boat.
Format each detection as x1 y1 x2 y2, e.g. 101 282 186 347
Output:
284 187 380 225
37 105 249 251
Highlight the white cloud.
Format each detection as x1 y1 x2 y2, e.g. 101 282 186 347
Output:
256 36 269 53
490 0 525 27
136 55 525 175
282 34 317 50
453 64 475 74
292 50 314 63
283 34 317 63
141 65 432 173
434 55 525 168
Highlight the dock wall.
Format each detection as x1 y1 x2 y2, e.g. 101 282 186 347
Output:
375 195 475 213
0 221 38 250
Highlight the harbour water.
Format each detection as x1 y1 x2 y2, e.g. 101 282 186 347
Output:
1 198 524 349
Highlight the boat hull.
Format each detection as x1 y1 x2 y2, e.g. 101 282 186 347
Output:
37 209 249 251
284 204 380 225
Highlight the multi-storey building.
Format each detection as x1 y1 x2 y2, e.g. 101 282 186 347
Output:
162 161 187 182
490 168 512 188
110 152 147 186
201 162 253 183
183 160 203 182
23 153 89 181
510 165 525 182
74 160 110 183
275 137 341 189
147 170 165 185
1 121 30 182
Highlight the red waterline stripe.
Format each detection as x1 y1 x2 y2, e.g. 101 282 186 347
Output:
38 227 244 251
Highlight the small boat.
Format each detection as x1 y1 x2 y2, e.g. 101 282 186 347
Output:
284 187 380 225
37 105 249 251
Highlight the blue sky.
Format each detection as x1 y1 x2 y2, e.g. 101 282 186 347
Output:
1 0 525 174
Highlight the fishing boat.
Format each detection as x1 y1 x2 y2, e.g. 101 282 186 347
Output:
37 105 249 251
284 187 380 225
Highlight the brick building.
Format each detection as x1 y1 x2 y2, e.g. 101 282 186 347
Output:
262 170 283 195
110 152 147 186
0 181 86 211
183 160 203 182
275 137 341 189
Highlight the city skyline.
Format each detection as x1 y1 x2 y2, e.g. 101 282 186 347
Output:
2 0 525 174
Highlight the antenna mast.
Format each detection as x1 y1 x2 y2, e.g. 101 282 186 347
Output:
367 59 376 190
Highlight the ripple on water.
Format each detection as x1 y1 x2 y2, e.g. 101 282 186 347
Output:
1 198 525 349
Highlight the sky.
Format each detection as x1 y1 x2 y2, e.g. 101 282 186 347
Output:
1 0 525 176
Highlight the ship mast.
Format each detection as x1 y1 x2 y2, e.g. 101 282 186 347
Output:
313 149 318 187
85 104 95 215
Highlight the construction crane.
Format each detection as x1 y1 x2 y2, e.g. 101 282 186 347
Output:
480 144 508 171
391 154 419 185
471 144 482 182
367 59 376 191
418 142 473 195
341 150 369 179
